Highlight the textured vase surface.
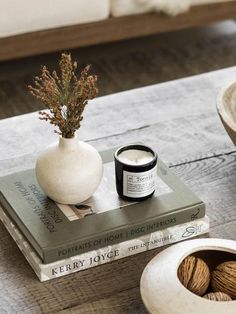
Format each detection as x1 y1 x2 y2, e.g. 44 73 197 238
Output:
35 136 103 204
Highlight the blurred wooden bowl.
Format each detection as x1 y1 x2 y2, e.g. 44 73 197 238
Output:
217 82 236 145
140 238 236 314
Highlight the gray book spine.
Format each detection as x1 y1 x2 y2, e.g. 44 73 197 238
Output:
44 203 205 263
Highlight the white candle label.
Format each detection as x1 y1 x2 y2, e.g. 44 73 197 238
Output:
123 166 157 198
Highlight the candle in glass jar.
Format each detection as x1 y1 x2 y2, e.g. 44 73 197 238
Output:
117 149 154 166
114 144 158 201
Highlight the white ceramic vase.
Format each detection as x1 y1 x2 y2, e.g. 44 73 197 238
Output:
35 135 103 204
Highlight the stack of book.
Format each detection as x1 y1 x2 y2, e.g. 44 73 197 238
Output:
0 147 209 281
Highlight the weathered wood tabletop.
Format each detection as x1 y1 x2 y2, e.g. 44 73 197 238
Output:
1 67 236 313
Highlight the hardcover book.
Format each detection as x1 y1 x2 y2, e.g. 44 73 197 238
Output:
0 206 209 281
0 147 206 263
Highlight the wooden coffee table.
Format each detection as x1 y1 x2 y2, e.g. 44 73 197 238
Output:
1 67 236 313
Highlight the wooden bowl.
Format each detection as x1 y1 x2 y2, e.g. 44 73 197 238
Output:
140 238 236 314
217 82 236 145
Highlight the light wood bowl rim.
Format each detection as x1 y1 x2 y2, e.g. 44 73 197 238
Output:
140 238 236 314
217 81 236 133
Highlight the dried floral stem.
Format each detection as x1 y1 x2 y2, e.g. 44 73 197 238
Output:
28 53 98 138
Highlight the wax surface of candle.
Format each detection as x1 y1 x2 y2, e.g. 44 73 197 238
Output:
118 149 154 165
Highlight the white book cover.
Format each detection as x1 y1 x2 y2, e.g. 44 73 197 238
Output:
0 207 209 281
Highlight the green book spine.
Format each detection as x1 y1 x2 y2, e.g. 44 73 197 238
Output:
0 205 209 282
43 203 205 263
0 192 205 263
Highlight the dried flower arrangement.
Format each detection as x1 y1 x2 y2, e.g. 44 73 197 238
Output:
28 53 98 138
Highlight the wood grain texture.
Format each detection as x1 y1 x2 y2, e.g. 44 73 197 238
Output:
58 287 146 314
0 68 236 313
1 67 236 175
1 2 236 61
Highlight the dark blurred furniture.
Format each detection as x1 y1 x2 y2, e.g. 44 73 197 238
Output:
1 1 236 61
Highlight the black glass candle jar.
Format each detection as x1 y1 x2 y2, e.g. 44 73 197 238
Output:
114 144 158 201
